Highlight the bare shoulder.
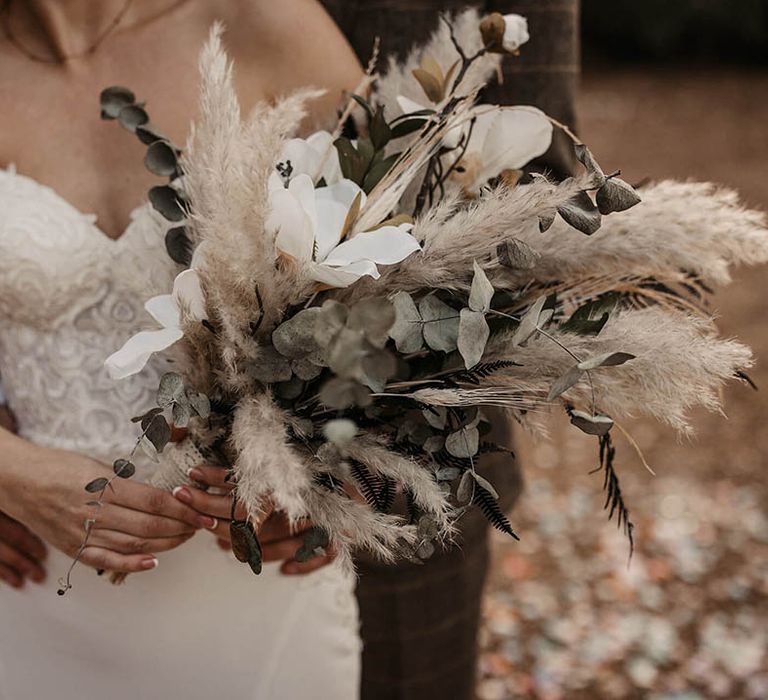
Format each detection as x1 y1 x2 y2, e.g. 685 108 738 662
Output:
211 0 363 122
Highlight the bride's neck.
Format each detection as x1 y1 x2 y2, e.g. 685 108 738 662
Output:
8 0 184 62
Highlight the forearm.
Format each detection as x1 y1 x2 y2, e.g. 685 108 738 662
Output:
0 426 43 518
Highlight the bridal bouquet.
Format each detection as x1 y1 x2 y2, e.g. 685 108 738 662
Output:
67 10 768 584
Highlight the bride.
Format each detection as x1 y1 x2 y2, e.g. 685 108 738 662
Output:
0 0 365 697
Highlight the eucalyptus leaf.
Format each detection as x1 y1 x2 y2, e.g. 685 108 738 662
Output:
539 211 556 233
165 227 193 266
347 297 396 347
445 426 480 459
311 301 346 348
497 239 540 270
145 413 171 453
468 260 494 313
569 410 614 436
186 390 211 419
596 177 642 214
149 185 186 222
574 143 606 185
417 514 439 540
561 295 617 336
456 470 474 503
435 465 460 481
547 365 584 402
172 401 192 428
422 406 447 430
558 190 602 235
117 104 149 133
139 435 159 462
389 291 423 353
291 357 323 381
577 351 636 371
157 372 185 407
112 459 136 479
230 519 262 575
295 526 330 563
472 472 499 500
360 348 397 393
424 436 446 454
419 295 460 353
512 296 547 347
145 141 179 177
275 376 304 400
251 347 292 384
457 309 490 369
319 377 372 409
135 123 167 145
100 86 135 119
85 477 109 493
272 307 322 359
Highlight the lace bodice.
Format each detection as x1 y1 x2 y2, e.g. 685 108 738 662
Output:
0 166 177 462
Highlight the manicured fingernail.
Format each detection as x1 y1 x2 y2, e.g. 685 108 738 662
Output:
173 486 191 504
198 516 217 530
142 557 159 570
187 467 205 481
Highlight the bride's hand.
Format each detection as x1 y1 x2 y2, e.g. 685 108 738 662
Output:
174 465 337 575
0 436 216 574
0 511 47 588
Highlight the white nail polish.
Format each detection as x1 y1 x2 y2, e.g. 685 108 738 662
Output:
172 486 183 497
143 557 159 570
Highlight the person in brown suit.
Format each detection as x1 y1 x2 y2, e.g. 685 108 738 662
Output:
318 1 580 698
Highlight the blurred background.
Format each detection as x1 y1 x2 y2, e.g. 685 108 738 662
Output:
478 2 768 698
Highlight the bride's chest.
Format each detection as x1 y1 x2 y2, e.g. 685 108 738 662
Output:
0 167 175 329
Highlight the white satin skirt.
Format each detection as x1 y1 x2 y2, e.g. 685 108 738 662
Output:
0 533 360 699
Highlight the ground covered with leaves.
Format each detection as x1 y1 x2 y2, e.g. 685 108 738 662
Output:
478 67 768 699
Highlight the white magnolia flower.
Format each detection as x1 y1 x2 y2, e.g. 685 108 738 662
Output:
267 174 421 288
501 14 530 53
456 106 552 192
105 264 207 380
268 130 342 190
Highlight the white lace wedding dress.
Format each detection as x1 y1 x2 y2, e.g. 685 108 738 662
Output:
0 166 361 700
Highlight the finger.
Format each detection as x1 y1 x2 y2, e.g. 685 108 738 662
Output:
216 538 231 551
95 502 209 538
106 480 209 529
0 562 24 589
172 486 246 522
187 465 234 491
260 513 313 544
261 536 307 563
0 541 46 583
89 529 195 555
80 546 159 574
0 513 48 562
281 552 336 576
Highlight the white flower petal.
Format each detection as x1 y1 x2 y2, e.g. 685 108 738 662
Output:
306 131 342 184
475 107 553 187
313 179 367 261
105 327 183 380
323 225 421 267
310 260 380 288
145 294 180 329
502 14 530 52
268 178 316 263
172 269 207 321
279 138 323 182
189 240 209 270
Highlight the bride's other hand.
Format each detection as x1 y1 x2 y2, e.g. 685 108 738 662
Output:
0 511 47 589
0 431 214 574
175 465 337 576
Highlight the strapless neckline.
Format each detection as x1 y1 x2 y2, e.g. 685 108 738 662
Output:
1 164 149 246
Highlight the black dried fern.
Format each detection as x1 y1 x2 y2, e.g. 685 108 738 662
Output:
378 474 396 513
404 489 420 524
591 433 635 557
445 360 521 386
350 461 383 510
473 485 520 540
